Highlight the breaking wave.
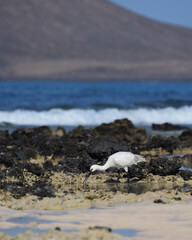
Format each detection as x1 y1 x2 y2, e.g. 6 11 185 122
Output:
0 105 192 127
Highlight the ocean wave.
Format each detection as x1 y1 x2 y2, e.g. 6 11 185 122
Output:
0 106 192 126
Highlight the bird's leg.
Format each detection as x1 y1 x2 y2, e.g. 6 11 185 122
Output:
83 171 92 186
127 171 130 185
126 171 130 193
123 167 130 184
116 169 121 182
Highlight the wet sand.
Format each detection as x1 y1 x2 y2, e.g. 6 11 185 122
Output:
0 175 192 239
0 201 192 240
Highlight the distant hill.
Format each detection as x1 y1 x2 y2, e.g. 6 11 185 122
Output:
1 0 192 80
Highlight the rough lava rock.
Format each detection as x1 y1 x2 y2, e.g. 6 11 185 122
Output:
93 118 147 143
145 135 178 154
179 130 192 141
87 137 130 160
128 161 149 179
178 170 192 180
149 157 182 175
152 122 189 131
1 118 192 200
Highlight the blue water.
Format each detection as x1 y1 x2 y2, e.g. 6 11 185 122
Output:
0 80 192 130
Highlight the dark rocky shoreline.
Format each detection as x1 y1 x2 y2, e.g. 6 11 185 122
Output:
0 118 192 201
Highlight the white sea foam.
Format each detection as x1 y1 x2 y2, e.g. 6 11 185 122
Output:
0 106 192 126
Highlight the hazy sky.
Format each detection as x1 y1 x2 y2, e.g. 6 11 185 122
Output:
109 0 192 28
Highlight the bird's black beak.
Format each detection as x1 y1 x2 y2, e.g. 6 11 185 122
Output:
83 170 92 185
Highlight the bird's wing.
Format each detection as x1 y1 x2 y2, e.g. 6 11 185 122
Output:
113 152 135 167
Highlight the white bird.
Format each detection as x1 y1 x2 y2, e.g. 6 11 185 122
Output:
83 151 146 185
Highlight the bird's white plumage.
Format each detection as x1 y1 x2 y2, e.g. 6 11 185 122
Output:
90 151 146 173
109 152 136 168
83 151 146 185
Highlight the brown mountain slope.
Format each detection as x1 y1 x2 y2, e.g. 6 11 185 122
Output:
1 0 192 80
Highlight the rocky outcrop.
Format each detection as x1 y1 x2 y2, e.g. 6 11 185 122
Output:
94 119 147 144
87 137 130 160
152 122 189 131
0 118 192 199
149 157 182 176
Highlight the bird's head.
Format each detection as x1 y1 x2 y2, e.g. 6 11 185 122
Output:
83 165 99 186
90 165 98 172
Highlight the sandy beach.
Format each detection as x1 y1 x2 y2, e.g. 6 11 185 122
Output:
0 201 192 239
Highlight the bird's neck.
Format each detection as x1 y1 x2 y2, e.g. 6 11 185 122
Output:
96 162 110 171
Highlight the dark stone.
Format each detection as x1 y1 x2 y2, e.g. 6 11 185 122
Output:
55 227 61 231
10 126 77 159
0 169 7 180
152 122 189 131
94 118 135 136
77 151 95 173
104 179 120 183
87 137 130 160
57 152 94 174
178 170 192 180
93 118 147 143
22 147 38 160
68 125 93 142
179 130 192 141
128 162 149 179
24 163 44 176
69 188 75 194
43 161 54 171
149 157 182 175
0 130 10 145
134 127 147 143
7 165 24 180
154 199 166 204
178 185 192 193
172 197 181 201
30 181 56 198
89 226 112 232
2 181 28 198
146 135 178 154
0 153 14 167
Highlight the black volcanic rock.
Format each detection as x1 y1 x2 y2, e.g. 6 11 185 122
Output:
1 0 192 80
30 181 56 198
87 137 130 160
128 162 149 179
152 122 189 131
178 170 192 180
0 130 9 145
24 163 44 176
179 130 192 141
1 121 192 200
178 130 192 149
0 153 15 167
145 135 178 154
93 118 147 143
149 157 182 176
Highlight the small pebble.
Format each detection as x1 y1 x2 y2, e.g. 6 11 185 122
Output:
154 199 166 204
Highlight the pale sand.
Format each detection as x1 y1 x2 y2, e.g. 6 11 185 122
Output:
0 201 192 240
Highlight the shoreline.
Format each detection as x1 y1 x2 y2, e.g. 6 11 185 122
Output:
0 119 192 210
0 118 192 238
0 201 192 240
0 168 192 211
